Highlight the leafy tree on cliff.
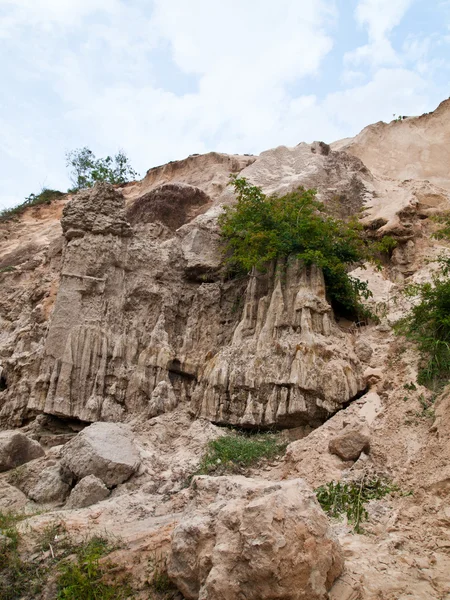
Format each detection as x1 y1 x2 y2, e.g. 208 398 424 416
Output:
66 147 138 191
219 176 373 319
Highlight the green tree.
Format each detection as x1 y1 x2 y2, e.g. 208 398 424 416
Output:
219 176 373 319
66 147 138 191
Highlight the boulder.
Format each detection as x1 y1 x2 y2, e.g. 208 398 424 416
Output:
60 422 140 487
0 431 45 472
328 429 370 461
0 481 28 512
66 475 110 509
168 475 344 600
27 465 71 504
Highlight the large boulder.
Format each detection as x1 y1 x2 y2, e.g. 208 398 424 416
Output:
66 475 110 509
60 422 140 487
0 431 45 472
168 475 344 600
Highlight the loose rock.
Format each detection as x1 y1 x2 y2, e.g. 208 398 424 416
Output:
27 465 71 504
0 431 45 472
60 422 140 487
66 475 110 509
329 429 370 461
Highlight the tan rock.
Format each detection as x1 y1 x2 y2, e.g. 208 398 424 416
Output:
329 430 370 461
0 431 45 472
65 475 110 509
168 475 344 600
60 422 140 487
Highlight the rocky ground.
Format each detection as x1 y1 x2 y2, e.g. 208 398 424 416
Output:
1 100 450 599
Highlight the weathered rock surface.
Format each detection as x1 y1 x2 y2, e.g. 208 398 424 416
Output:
27 464 70 503
60 422 140 487
66 474 110 509
0 431 45 472
329 429 370 461
168 475 344 600
0 480 28 511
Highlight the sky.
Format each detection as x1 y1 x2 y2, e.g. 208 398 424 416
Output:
0 0 449 209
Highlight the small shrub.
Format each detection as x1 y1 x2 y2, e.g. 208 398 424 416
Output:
0 188 64 223
315 477 398 533
395 255 450 389
219 176 376 320
196 431 287 476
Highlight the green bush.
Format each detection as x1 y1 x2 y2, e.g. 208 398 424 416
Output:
315 477 398 533
0 188 64 223
395 255 450 389
66 147 138 191
196 432 287 476
219 176 374 319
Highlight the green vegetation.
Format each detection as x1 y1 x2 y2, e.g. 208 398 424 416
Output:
147 555 177 597
66 147 138 191
0 512 130 600
395 255 450 389
196 431 287 476
56 536 129 600
219 176 375 319
315 477 399 533
0 188 64 223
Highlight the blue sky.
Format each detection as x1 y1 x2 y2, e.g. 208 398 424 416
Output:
0 0 449 209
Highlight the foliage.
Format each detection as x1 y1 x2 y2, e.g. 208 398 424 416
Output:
56 536 129 600
219 176 374 319
0 188 64 223
147 554 177 597
395 255 450 389
315 477 398 533
66 147 138 191
196 431 287 476
0 512 130 600
373 235 398 257
431 212 450 240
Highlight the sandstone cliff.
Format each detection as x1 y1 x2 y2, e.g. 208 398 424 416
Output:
1 99 450 600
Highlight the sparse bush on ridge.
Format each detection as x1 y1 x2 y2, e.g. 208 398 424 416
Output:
0 188 64 223
219 175 377 320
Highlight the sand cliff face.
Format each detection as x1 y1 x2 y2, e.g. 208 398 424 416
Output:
1 102 450 431
2 100 450 600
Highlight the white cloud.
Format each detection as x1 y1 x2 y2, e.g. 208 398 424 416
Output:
345 0 414 67
0 0 447 209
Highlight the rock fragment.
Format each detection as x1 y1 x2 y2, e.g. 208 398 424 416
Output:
329 429 370 461
66 475 110 509
0 431 45 472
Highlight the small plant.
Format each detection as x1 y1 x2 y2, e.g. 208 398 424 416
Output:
66 147 139 191
147 554 177 597
395 255 450 389
56 536 129 600
315 477 398 533
196 431 287 476
403 382 417 391
373 235 398 257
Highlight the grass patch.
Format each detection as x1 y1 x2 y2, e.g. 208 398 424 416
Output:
0 188 64 223
315 477 399 533
196 431 287 476
147 555 178 598
0 511 131 600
